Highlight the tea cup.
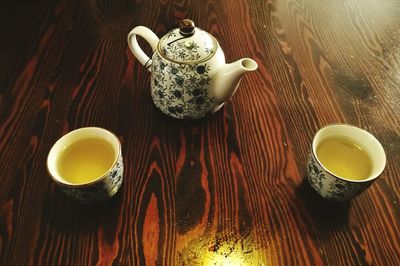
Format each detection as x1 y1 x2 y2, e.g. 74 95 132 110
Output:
307 124 386 201
47 127 123 204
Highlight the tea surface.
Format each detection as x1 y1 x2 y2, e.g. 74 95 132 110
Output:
57 138 115 184
316 136 372 180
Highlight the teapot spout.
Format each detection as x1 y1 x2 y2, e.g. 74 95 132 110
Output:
212 58 258 103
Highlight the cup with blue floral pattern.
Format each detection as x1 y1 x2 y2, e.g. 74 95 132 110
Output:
307 124 386 201
47 127 123 204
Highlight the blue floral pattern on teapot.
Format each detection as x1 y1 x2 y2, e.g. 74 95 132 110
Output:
128 19 258 119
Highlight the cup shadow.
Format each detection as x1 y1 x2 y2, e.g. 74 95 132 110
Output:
43 184 124 236
295 177 351 232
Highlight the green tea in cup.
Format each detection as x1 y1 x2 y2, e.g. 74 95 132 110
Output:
57 137 116 184
316 136 373 181
307 124 386 201
47 127 124 204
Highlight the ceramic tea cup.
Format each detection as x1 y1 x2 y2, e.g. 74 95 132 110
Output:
307 124 386 201
47 127 123 204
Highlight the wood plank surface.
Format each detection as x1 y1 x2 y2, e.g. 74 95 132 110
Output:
0 0 399 265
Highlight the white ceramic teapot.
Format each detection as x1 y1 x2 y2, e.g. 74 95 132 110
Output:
127 19 258 119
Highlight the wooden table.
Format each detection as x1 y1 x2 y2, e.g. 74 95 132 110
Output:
1 0 399 265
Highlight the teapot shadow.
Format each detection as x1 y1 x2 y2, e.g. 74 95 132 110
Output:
296 177 351 233
152 102 226 127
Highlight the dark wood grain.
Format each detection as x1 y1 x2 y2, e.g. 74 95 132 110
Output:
1 0 399 265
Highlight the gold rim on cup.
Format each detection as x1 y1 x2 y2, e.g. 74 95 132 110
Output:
311 124 386 183
46 127 122 188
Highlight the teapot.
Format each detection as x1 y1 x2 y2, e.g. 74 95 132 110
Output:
127 19 258 119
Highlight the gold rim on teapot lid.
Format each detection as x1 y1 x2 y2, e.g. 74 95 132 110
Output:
157 19 218 64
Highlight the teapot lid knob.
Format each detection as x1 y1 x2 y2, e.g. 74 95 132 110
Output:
179 19 195 36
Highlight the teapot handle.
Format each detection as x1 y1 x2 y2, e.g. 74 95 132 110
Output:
127 26 159 72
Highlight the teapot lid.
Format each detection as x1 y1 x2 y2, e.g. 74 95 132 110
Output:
157 19 218 64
